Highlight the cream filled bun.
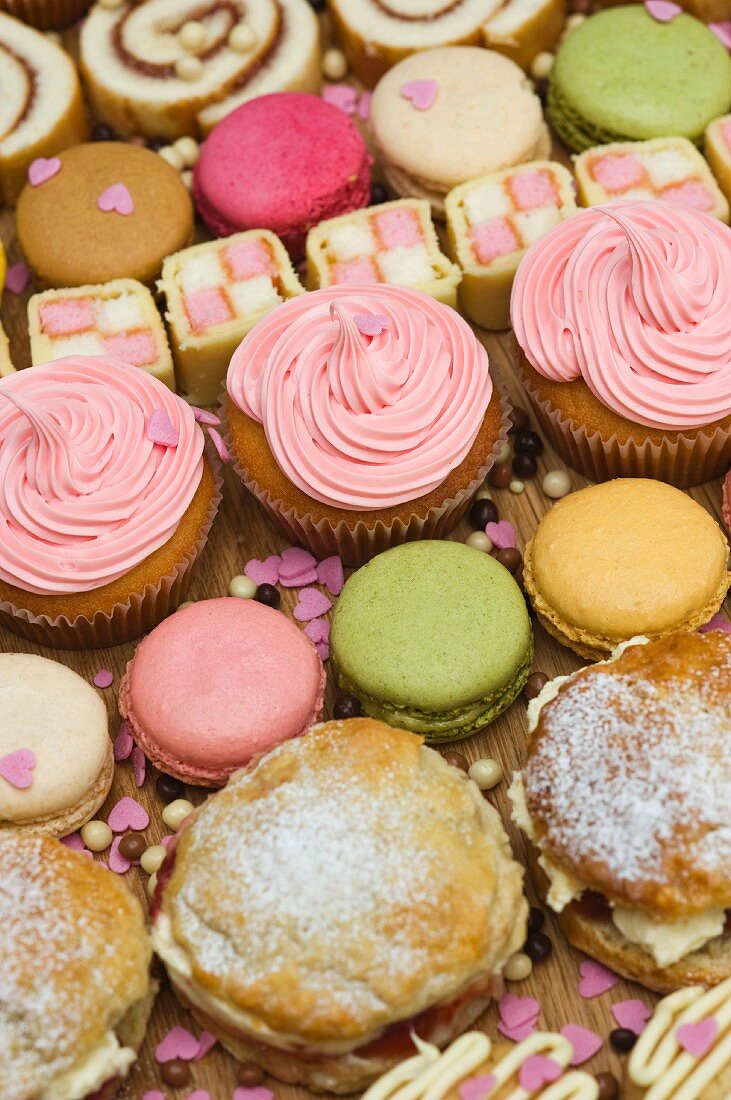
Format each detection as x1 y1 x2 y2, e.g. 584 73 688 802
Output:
151 718 527 1093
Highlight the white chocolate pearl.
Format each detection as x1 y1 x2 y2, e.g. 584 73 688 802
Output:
509 479 525 494
179 20 206 51
496 440 512 464
140 844 166 875
173 135 199 167
542 469 571 499
162 798 195 830
180 169 194 190
465 531 493 553
81 820 113 852
474 487 493 502
147 872 158 899
228 22 258 53
504 952 533 982
176 56 203 81
564 13 586 34
530 51 555 81
322 47 348 81
468 758 503 790
228 574 257 599
158 145 185 172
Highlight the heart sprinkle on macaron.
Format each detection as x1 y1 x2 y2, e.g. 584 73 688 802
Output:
97 181 135 215
400 79 439 111
0 748 36 789
644 0 682 21
28 156 61 186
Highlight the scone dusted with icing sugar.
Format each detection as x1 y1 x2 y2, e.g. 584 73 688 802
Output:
511 632 731 993
0 832 154 1100
152 719 527 1093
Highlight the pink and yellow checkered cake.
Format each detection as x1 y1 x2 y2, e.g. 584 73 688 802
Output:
159 229 304 407
575 137 729 222
705 115 731 210
306 198 461 308
28 279 174 388
0 322 14 378
445 161 576 330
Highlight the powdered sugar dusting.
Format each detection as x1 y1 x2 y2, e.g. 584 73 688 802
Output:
525 638 731 897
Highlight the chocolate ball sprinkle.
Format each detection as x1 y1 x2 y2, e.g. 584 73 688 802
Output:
513 429 544 457
512 452 538 479
524 931 553 963
495 547 522 574
527 906 545 934
238 1065 265 1087
508 407 530 434
610 1027 637 1054
523 672 549 701
255 583 280 609
596 1072 620 1100
443 751 469 772
118 832 146 863
161 1058 192 1087
469 497 498 529
488 461 513 488
156 774 185 803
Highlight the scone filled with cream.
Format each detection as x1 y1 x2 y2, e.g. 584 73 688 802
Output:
152 718 527 1093
510 631 731 993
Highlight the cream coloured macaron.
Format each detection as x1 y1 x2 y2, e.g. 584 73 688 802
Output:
370 46 550 215
523 479 731 660
0 653 113 835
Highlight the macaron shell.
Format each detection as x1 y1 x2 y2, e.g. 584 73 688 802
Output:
121 597 325 784
0 653 110 826
528 479 730 639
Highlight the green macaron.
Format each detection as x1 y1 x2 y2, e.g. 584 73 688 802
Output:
548 6 731 153
330 540 533 743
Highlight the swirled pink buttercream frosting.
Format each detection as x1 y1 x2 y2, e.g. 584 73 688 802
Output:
226 285 493 510
0 357 205 595
511 201 731 430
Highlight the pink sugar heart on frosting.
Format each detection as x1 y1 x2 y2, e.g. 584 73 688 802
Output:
676 1017 718 1058
321 84 359 115
710 21 731 48
5 262 30 295
192 408 221 426
294 587 333 622
28 156 61 186
93 668 114 689
244 555 282 587
147 409 179 448
304 617 331 645
316 555 344 595
612 999 652 1035
108 836 131 874
699 614 731 634
131 745 147 787
208 426 229 463
459 1074 497 1100
644 0 682 20
578 960 619 998
107 795 149 833
0 748 36 789
97 181 135 215
194 1031 217 1060
518 1055 563 1092
233 1089 274 1100
498 993 540 1030
561 1024 603 1065
486 520 516 549
114 722 134 762
400 78 439 111
355 313 391 337
155 1025 200 1063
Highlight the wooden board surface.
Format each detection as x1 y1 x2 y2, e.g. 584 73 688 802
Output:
1 41 730 1100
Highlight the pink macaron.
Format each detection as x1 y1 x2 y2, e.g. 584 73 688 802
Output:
119 597 326 787
193 92 372 257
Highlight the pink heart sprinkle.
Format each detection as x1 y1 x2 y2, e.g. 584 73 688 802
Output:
5 262 30 295
710 22 731 48
644 0 682 20
294 587 333 622
108 835 131 874
245 555 282 587
160 833 174 846
93 668 113 689
60 831 85 850
280 568 318 588
561 1024 603 1066
612 999 652 1035
131 745 147 787
358 91 372 121
459 1074 497 1100
304 617 330 646
315 639 330 661
699 614 731 634
114 722 134 762
0 748 36 789
147 409 179 448
676 1017 718 1058
195 1031 217 1060
280 546 318 581
499 993 541 1030
400 78 439 111
519 1055 563 1092
97 181 134 215
322 84 358 115
107 795 149 833
192 408 220 426
208 426 229 463
233 1090 274 1100
316 555 344 595
28 156 61 186
497 1019 538 1043
354 313 391 337
155 1026 200 1063
578 960 619 998
485 520 516 549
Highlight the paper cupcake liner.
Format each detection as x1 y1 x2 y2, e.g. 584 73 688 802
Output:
724 473 731 536
0 444 223 650
221 372 511 567
0 0 92 27
517 353 731 489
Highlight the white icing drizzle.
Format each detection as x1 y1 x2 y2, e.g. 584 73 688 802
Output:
629 979 731 1099
362 1031 599 1100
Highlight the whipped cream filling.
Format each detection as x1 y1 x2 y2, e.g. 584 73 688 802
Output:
41 1030 135 1100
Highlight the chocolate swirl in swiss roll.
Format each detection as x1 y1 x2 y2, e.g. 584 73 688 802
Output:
80 0 321 140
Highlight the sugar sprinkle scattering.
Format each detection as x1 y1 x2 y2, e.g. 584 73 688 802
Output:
114 722 134 762
93 668 113 689
107 835 130 874
131 745 147 788
107 796 149 833
578 960 619 999
192 408 220 426
294 587 332 622
560 1023 602 1065
208 426 229 463
155 1025 200 1063
611 999 652 1035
